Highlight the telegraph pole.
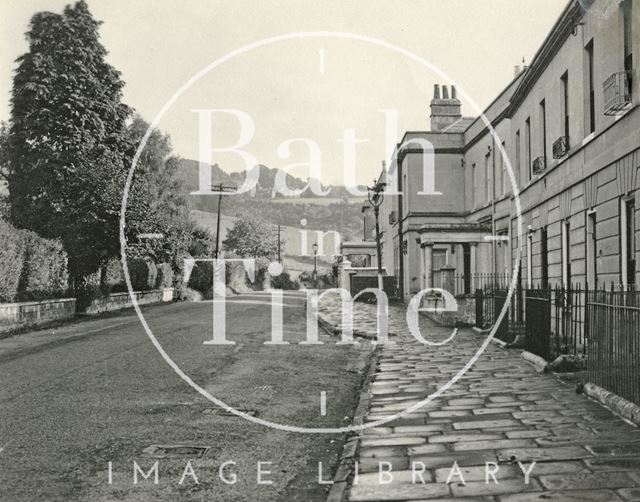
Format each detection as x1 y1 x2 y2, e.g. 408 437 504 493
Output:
274 224 282 262
211 183 237 259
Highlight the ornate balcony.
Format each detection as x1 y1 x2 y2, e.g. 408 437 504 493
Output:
553 136 569 159
532 156 546 175
603 70 632 115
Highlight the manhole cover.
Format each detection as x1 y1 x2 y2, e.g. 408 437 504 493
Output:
142 445 210 458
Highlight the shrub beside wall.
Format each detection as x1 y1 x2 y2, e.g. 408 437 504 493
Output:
0 221 69 303
0 222 25 302
127 258 157 291
20 232 68 300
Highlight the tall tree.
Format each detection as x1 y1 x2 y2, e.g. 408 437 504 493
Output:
6 1 131 284
125 116 192 272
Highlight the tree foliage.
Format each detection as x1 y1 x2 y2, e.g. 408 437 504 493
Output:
223 211 278 258
6 1 131 283
6 2 193 289
124 116 192 272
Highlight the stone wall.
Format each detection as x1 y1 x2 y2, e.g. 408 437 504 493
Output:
0 298 76 333
83 288 173 315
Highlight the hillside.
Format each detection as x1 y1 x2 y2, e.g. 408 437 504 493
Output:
179 159 367 242
176 158 367 201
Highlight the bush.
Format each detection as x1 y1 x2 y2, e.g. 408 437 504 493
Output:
127 258 157 291
187 257 270 296
0 221 69 302
270 269 299 290
101 258 125 294
75 271 102 310
187 260 213 295
19 231 68 300
0 221 26 302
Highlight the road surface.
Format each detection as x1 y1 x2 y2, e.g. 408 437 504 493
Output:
0 292 372 501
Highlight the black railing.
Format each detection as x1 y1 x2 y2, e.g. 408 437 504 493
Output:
604 70 632 115
476 282 640 406
552 135 569 159
587 286 640 406
454 273 511 296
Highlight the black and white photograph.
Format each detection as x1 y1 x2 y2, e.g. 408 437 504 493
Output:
0 0 640 500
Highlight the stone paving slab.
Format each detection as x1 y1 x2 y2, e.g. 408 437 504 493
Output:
326 303 640 501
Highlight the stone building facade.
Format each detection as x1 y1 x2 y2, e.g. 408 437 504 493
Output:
379 0 640 301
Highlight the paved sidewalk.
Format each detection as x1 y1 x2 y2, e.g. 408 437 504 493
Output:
328 306 640 501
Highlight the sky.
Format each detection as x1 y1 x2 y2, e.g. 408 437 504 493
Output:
0 0 568 185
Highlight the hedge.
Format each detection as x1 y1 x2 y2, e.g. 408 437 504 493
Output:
0 221 69 302
0 222 25 302
20 231 68 300
101 258 125 294
127 258 157 291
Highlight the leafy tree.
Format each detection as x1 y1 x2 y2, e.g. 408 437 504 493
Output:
124 116 192 273
189 226 215 258
6 1 131 285
223 211 278 258
0 123 10 220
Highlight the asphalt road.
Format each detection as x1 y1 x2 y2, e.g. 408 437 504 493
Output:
0 292 372 502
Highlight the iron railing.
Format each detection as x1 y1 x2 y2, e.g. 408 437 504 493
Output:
604 70 633 115
552 135 569 159
476 283 640 406
587 286 640 406
532 156 546 175
454 272 510 296
477 283 588 357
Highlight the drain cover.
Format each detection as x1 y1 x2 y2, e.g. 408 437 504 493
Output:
142 445 210 458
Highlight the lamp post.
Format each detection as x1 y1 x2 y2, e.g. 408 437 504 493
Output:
312 242 319 288
367 179 386 291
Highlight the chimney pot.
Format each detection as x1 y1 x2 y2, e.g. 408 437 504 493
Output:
442 85 449 99
451 85 457 99
433 84 440 99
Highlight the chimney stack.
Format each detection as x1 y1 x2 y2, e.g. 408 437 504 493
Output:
429 82 462 132
514 65 522 78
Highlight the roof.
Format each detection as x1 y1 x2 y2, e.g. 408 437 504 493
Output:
441 117 475 133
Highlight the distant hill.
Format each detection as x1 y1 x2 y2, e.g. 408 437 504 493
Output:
178 158 368 242
176 158 366 201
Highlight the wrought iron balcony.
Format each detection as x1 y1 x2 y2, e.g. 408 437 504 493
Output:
532 156 546 175
552 136 569 159
603 70 632 115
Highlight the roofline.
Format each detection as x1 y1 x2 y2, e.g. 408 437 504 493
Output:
464 69 528 132
507 0 585 114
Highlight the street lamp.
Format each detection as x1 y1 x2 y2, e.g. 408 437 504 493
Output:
367 179 386 292
312 242 319 288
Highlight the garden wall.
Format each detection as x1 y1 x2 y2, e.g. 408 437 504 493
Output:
0 298 76 333
82 289 174 315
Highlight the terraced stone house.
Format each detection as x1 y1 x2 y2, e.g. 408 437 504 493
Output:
379 0 640 302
